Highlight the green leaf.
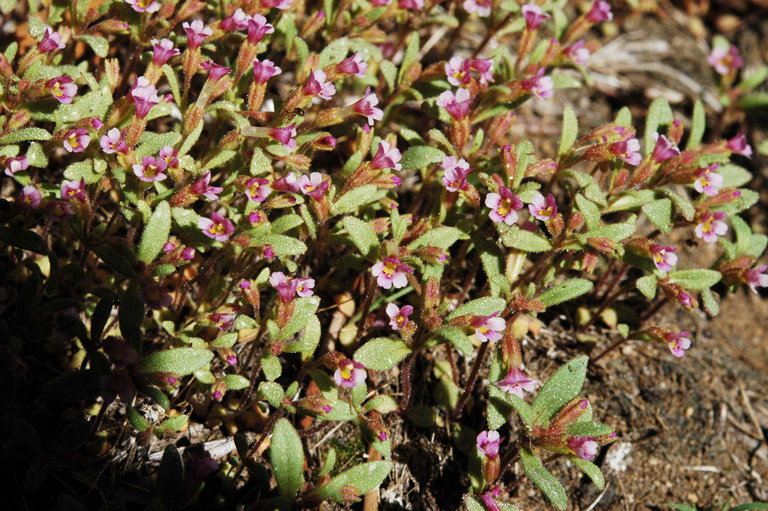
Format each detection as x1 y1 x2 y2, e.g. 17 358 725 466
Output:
550 72 581 90
718 164 752 188
258 381 285 408
381 60 397 92
636 274 657 299
313 461 393 502
659 189 695 221
408 226 467 250
342 216 378 257
333 184 380 214
137 200 171 263
126 406 150 432
668 269 721 290
136 348 213 375
614 106 632 127
0 127 51 144
26 142 48 167
75 35 108 57
500 225 552 252
687 100 705 149
276 296 320 342
581 223 636 243
567 421 612 436
644 97 673 155
558 106 578 156
520 448 567 510
537 279 593 308
270 418 305 499
135 132 181 158
0 226 48 254
398 32 420 85
575 194 600 230
532 355 588 425
223 374 250 390
64 159 107 184
731 504 768 511
447 296 507 321
701 288 719 316
570 457 605 490
354 337 411 371
434 326 474 356
55 86 113 127
251 234 307 257
400 145 445 170
155 415 189 434
489 385 535 429
90 292 115 344
641 198 673 233
271 214 304 234
319 448 337 477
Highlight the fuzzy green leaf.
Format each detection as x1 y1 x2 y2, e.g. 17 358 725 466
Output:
408 226 467 250
333 184 380 214
313 461 393 502
342 216 378 257
520 448 567 510
447 297 507 321
641 198 673 233
251 234 307 257
0 127 51 144
135 132 181 158
354 337 411 371
687 100 705 149
434 326 474 356
223 374 250 390
500 225 552 252
668 269 721 290
532 355 588 425
644 97 673 154
570 457 605 490
76 35 109 57
401 145 445 170
398 32 420 84
636 274 658 299
136 348 213 375
537 279 593 308
558 106 578 156
276 296 320 342
567 421 612 436
270 419 305 499
137 200 171 263
258 381 284 408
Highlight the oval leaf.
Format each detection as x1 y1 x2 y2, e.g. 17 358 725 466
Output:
354 337 411 371
138 200 171 263
136 348 213 375
532 355 588 424
270 418 305 499
537 279 593 308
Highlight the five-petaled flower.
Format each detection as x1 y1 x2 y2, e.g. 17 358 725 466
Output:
19 185 42 208
269 272 296 302
371 141 403 171
4 156 29 177
334 359 367 388
252 58 282 84
245 177 271 202
694 211 728 243
521 68 554 99
151 38 180 65
298 172 329 200
486 187 524 225
371 256 413 289
586 0 613 22
727 132 752 158
565 40 591 65
522 4 550 30
246 15 274 44
471 313 506 342
100 128 128 154
463 0 492 16
191 171 224 201
201 61 231 82
708 45 743 75
198 212 235 242
183 20 213 49
528 192 558 221
294 277 315 297
441 156 472 192
386 303 414 331
437 88 473 120
445 56 471 86
665 331 692 358
48 76 77 104
220 8 251 31
38 27 65 53
652 133 680 162
609 137 642 165
495 367 537 398
304 70 336 100
126 0 160 13
568 436 599 460
743 265 768 294
130 77 161 119
693 164 723 197
650 244 677 272
61 178 86 201
476 430 503 459
63 129 90 153
350 88 384 126
338 52 368 77
268 124 298 151
132 156 168 182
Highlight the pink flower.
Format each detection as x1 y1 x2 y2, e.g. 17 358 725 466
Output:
694 211 728 243
48 76 77 104
371 141 402 171
38 27 65 53
693 164 724 197
652 133 680 162
476 430 503 459
371 256 413 289
245 14 275 43
708 45 743 75
521 68 553 99
198 212 235 242
252 58 282 83
609 137 642 165
269 124 298 150
294 277 315 297
245 177 271 202
303 70 336 100
132 156 167 182
485 187 523 225
480 488 503 511
470 58 494 84
48 200 74 222
91 118 103 130
441 156 472 192
19 185 42 208
4 156 29 177
665 331 692 358
650 244 677 272
565 40 591 65
372 0 391 5
334 359 367 388
151 38 180 66
386 303 413 331
201 61 231 82
437 88 472 120
269 272 296 302
126 0 160 13
220 8 251 31
727 132 752 158
338 52 368 77
744 265 768 294
183 20 213 49
445 56 470 87
158 146 179 169
522 4 550 30
586 0 613 23
471 313 506 342
181 247 196 260
191 171 223 201
261 0 294 9
63 129 90 153
61 178 86 201
130 77 160 119
528 192 558 221
298 172 329 201
495 367 537 398
272 172 299 193
568 437 599 460
350 88 384 126
398 0 424 9
463 0 492 16
211 312 236 331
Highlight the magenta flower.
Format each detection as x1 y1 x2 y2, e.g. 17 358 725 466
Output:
91 118 104 130
398 0 424 8
528 192 558 221
298 173 329 201
441 156 472 192
19 185 42 208
63 129 90 153
294 277 315 297
61 178 86 201
126 0 160 13
437 88 472 120
38 27 64 53
245 15 274 44
201 61 231 82
272 172 299 193
693 164 724 197
269 272 296 302
252 58 282 84
151 38 180 66
521 68 554 99
708 45 743 75
744 265 768 294
586 0 613 22
158 146 179 169
650 244 677 272
191 171 224 201
303 70 336 100
371 256 413 289
132 156 167 182
495 367 537 398
652 133 680 162
130 77 160 119
261 0 293 9
470 58 494 83
476 430 503 459
665 331 692 358
211 312 236 331
471 313 506 342
268 124 298 151
463 0 492 16
183 20 213 49
486 187 523 225
609 137 642 165
181 247 196 260
334 359 367 388
220 8 251 31
565 40 591 65
371 141 402 171
727 132 752 158
48 200 74 222
445 56 470 87
480 488 503 511
351 88 384 126
386 303 414 331
198 212 235 242
245 177 271 202
48 76 77 104
694 211 728 243
338 52 368 77
522 4 550 30
4 156 29 177
568 437 599 460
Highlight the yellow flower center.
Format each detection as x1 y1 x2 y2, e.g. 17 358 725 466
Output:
340 366 352 380
382 260 397 276
52 83 63 97
210 223 226 234
67 134 80 149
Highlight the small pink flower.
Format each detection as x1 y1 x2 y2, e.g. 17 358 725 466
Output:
158 146 179 169
248 211 268 226
693 164 724 197
4 156 29 177
371 141 402 171
708 45 743 75
61 178 86 201
48 200 74 222
252 58 282 84
198 212 235 242
650 244 677 272
211 312 236 331
398 0 424 9
565 40 591 65
744 265 768 293
183 20 213 49
261 0 294 9
245 177 271 202
126 0 160 13
371 256 413 289
99 128 127 154
522 4 550 30
245 14 275 44
495 367 537 398
293 277 315 297
19 185 42 208
441 156 472 192
386 303 413 331
268 124 298 150
372 0 391 5
471 313 505 342
445 56 470 87
334 359 367 388
463 0 492 16
151 38 180 66
485 187 523 225
63 129 90 153
298 172 329 201
91 118 104 130
665 331 692 358
201 60 231 82
269 272 295 302
476 430 503 459
695 211 728 243
437 88 473 120
38 27 65 53
130 77 160 119
338 52 368 77
226 355 237 366
678 292 694 309
727 132 752 158
191 171 224 201
528 192 558 221
568 437 599 460
521 68 553 99
480 488 503 511
220 8 251 31
272 172 299 193
652 133 680 162
181 247 196 260
470 58 494 84
48 76 77 104
351 88 384 126
586 0 613 23
609 137 642 165
303 70 336 100
132 156 167 182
